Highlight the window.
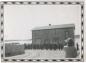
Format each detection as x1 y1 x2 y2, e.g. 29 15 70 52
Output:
35 39 41 44
44 39 50 44
65 31 69 39
52 37 59 44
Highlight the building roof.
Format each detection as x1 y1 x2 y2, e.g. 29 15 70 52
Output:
32 24 75 30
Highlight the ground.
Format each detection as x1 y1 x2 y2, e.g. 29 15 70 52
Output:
5 49 80 59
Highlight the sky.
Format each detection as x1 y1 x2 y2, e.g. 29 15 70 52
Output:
4 5 81 40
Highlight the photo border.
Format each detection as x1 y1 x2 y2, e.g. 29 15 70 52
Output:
0 1 84 62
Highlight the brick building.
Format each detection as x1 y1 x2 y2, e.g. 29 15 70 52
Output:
32 24 75 45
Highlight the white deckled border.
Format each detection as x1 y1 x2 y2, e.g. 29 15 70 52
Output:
0 1 84 62
0 1 84 5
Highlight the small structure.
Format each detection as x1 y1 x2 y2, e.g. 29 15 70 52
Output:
5 43 25 57
32 24 75 46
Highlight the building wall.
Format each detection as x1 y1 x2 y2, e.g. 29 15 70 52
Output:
32 27 74 45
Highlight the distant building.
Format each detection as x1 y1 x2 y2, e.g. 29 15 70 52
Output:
32 24 75 45
75 35 80 39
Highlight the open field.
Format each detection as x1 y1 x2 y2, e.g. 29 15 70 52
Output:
5 49 65 59
5 49 80 59
5 38 81 59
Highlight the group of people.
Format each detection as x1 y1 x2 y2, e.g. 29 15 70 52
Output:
64 38 79 58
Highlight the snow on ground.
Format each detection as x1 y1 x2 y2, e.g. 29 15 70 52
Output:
5 49 80 59
5 49 65 59
4 37 81 59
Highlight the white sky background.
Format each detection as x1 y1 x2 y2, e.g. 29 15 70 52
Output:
4 5 81 40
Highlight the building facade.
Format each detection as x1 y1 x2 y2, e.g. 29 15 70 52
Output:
32 24 75 45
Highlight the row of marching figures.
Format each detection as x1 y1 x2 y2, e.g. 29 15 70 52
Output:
5 37 79 58
24 38 79 58
24 43 64 50
24 38 79 50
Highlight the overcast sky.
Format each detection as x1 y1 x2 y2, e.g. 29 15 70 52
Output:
4 5 81 40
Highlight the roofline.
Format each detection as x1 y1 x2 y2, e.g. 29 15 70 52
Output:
32 24 75 31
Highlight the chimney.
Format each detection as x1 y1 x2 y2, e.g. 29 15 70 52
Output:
49 24 51 26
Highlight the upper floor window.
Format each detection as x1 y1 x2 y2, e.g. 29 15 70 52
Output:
65 31 69 39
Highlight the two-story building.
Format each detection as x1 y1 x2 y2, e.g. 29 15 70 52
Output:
32 24 75 45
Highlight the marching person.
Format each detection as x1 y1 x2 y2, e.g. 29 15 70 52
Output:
76 43 79 51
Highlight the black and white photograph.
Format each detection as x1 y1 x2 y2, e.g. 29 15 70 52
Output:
0 1 84 62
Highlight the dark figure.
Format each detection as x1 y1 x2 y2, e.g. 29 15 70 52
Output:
76 43 79 51
64 38 77 58
61 44 64 50
58 43 60 50
60 44 62 50
58 42 62 50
